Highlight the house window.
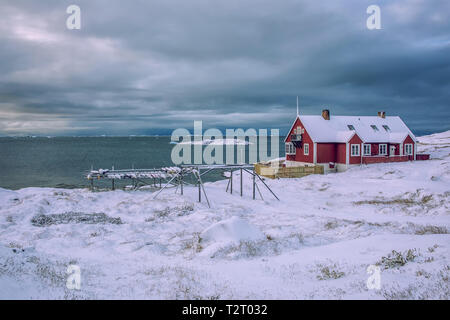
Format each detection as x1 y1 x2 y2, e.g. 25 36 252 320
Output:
304 143 309 155
382 125 391 132
285 142 296 155
347 125 355 131
379 144 387 155
405 144 413 155
363 144 371 156
351 144 360 156
370 125 379 132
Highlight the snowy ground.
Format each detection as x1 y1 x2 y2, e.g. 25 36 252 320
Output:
0 131 449 299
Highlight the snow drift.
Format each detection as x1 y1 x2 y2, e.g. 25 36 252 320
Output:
198 216 266 258
0 130 449 299
200 217 265 244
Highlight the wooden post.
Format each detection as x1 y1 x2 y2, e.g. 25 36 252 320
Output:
230 170 233 194
180 171 183 195
252 169 255 200
196 170 210 208
198 170 201 202
90 178 93 191
256 182 264 200
112 179 115 190
153 174 178 199
226 173 231 192
254 173 279 201
240 168 243 197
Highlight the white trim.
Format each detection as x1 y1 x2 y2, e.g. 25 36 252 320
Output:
295 115 417 143
285 142 296 155
405 143 413 156
414 143 417 160
313 142 317 164
351 144 360 157
345 132 357 143
379 144 387 155
390 145 396 156
360 143 363 165
345 142 349 165
400 143 403 156
304 143 310 156
284 116 300 142
363 143 371 156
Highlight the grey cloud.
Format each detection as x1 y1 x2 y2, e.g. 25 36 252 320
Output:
0 0 449 135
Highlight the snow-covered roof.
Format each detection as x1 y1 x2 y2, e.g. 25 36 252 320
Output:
286 115 416 143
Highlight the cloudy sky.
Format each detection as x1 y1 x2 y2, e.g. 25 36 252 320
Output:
0 0 449 136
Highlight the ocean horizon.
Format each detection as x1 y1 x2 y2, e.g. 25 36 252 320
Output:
0 136 284 190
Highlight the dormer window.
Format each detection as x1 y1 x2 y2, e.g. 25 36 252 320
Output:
370 125 379 132
382 125 391 132
347 125 355 131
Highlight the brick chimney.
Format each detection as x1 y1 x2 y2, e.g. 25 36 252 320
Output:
377 111 386 118
322 109 330 120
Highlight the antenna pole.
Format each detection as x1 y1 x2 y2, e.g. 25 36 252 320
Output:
296 96 299 116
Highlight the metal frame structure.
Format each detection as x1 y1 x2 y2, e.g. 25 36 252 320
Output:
86 164 279 208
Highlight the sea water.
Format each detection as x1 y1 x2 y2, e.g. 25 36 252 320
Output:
0 136 284 190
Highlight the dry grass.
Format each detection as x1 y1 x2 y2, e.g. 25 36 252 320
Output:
183 233 203 253
382 266 450 300
316 263 345 280
31 212 122 227
353 189 438 208
354 197 430 206
324 220 339 230
152 203 195 220
142 266 225 299
414 225 448 235
377 249 418 269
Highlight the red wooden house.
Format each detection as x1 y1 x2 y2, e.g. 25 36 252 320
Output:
284 110 417 171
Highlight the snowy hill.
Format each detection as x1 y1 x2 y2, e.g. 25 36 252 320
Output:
0 131 449 299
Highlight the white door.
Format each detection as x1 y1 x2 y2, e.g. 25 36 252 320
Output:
390 145 396 156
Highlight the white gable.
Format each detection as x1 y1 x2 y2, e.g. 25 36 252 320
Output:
295 115 416 143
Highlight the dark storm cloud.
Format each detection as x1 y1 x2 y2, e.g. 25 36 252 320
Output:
0 0 449 135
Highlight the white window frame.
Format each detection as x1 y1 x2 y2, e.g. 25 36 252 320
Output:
379 144 387 155
285 142 296 155
363 144 371 156
390 145 396 156
351 144 360 157
304 143 309 156
405 143 413 155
